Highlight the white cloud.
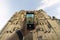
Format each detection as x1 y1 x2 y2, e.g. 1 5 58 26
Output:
0 0 10 30
55 7 60 18
37 0 60 10
57 7 60 13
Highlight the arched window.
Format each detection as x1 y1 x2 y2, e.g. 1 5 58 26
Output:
26 13 34 24
26 12 35 30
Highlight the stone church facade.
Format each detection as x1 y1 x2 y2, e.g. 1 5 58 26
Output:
0 9 60 40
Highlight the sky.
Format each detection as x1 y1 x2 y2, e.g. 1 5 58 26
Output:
0 0 60 30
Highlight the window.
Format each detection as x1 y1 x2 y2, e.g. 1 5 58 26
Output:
26 13 34 24
26 12 35 30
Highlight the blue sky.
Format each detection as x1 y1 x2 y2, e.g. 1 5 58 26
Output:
0 0 60 30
